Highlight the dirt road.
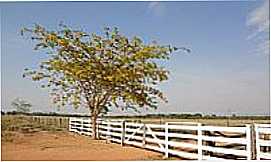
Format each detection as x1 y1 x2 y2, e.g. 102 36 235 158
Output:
1 131 163 160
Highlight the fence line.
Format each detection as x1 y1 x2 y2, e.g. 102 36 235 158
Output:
69 117 271 160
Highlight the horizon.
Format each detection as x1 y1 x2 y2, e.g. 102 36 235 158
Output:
1 1 270 116
2 109 270 117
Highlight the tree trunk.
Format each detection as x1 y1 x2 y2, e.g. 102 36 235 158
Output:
91 115 97 139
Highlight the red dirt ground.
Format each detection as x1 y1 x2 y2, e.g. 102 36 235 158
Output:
1 131 164 161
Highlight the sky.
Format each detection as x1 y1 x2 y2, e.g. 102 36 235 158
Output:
0 1 270 116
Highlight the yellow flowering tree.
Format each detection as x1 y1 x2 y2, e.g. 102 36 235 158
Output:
21 24 189 139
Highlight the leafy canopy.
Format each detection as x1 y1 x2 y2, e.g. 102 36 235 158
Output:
21 24 189 115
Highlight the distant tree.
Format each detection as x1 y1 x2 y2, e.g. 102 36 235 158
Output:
211 114 217 118
11 98 32 113
21 24 189 139
194 113 202 118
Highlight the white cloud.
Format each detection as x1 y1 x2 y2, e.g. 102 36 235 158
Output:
147 2 166 16
247 0 270 55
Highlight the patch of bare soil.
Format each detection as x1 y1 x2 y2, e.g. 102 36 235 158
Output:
1 131 164 161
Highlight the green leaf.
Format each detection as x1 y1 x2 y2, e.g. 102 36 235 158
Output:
21 23 186 117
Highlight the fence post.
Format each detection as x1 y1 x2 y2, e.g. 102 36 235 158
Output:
251 124 257 160
165 122 169 158
80 118 83 135
121 120 126 146
197 123 203 160
142 124 146 147
68 118 72 132
106 120 111 143
255 124 260 160
246 124 252 160
96 120 100 139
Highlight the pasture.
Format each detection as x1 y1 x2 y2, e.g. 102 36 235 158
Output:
1 115 163 160
121 118 270 126
1 114 270 160
69 117 271 160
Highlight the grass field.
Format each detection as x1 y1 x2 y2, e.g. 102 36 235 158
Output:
1 114 270 160
1 115 68 142
1 115 164 160
120 118 270 126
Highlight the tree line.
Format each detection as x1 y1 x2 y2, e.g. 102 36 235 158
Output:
2 111 269 120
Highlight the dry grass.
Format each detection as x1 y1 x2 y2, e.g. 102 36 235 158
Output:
1 115 269 160
1 115 68 142
1 115 164 161
122 118 270 126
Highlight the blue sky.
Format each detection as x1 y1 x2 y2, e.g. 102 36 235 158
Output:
1 1 269 115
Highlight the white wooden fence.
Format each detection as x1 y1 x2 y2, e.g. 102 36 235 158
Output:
255 124 271 160
69 117 271 160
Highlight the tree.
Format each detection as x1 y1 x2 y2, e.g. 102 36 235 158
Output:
21 24 189 139
194 113 202 118
11 98 32 113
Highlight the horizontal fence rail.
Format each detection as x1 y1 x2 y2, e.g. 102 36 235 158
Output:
69 117 271 160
